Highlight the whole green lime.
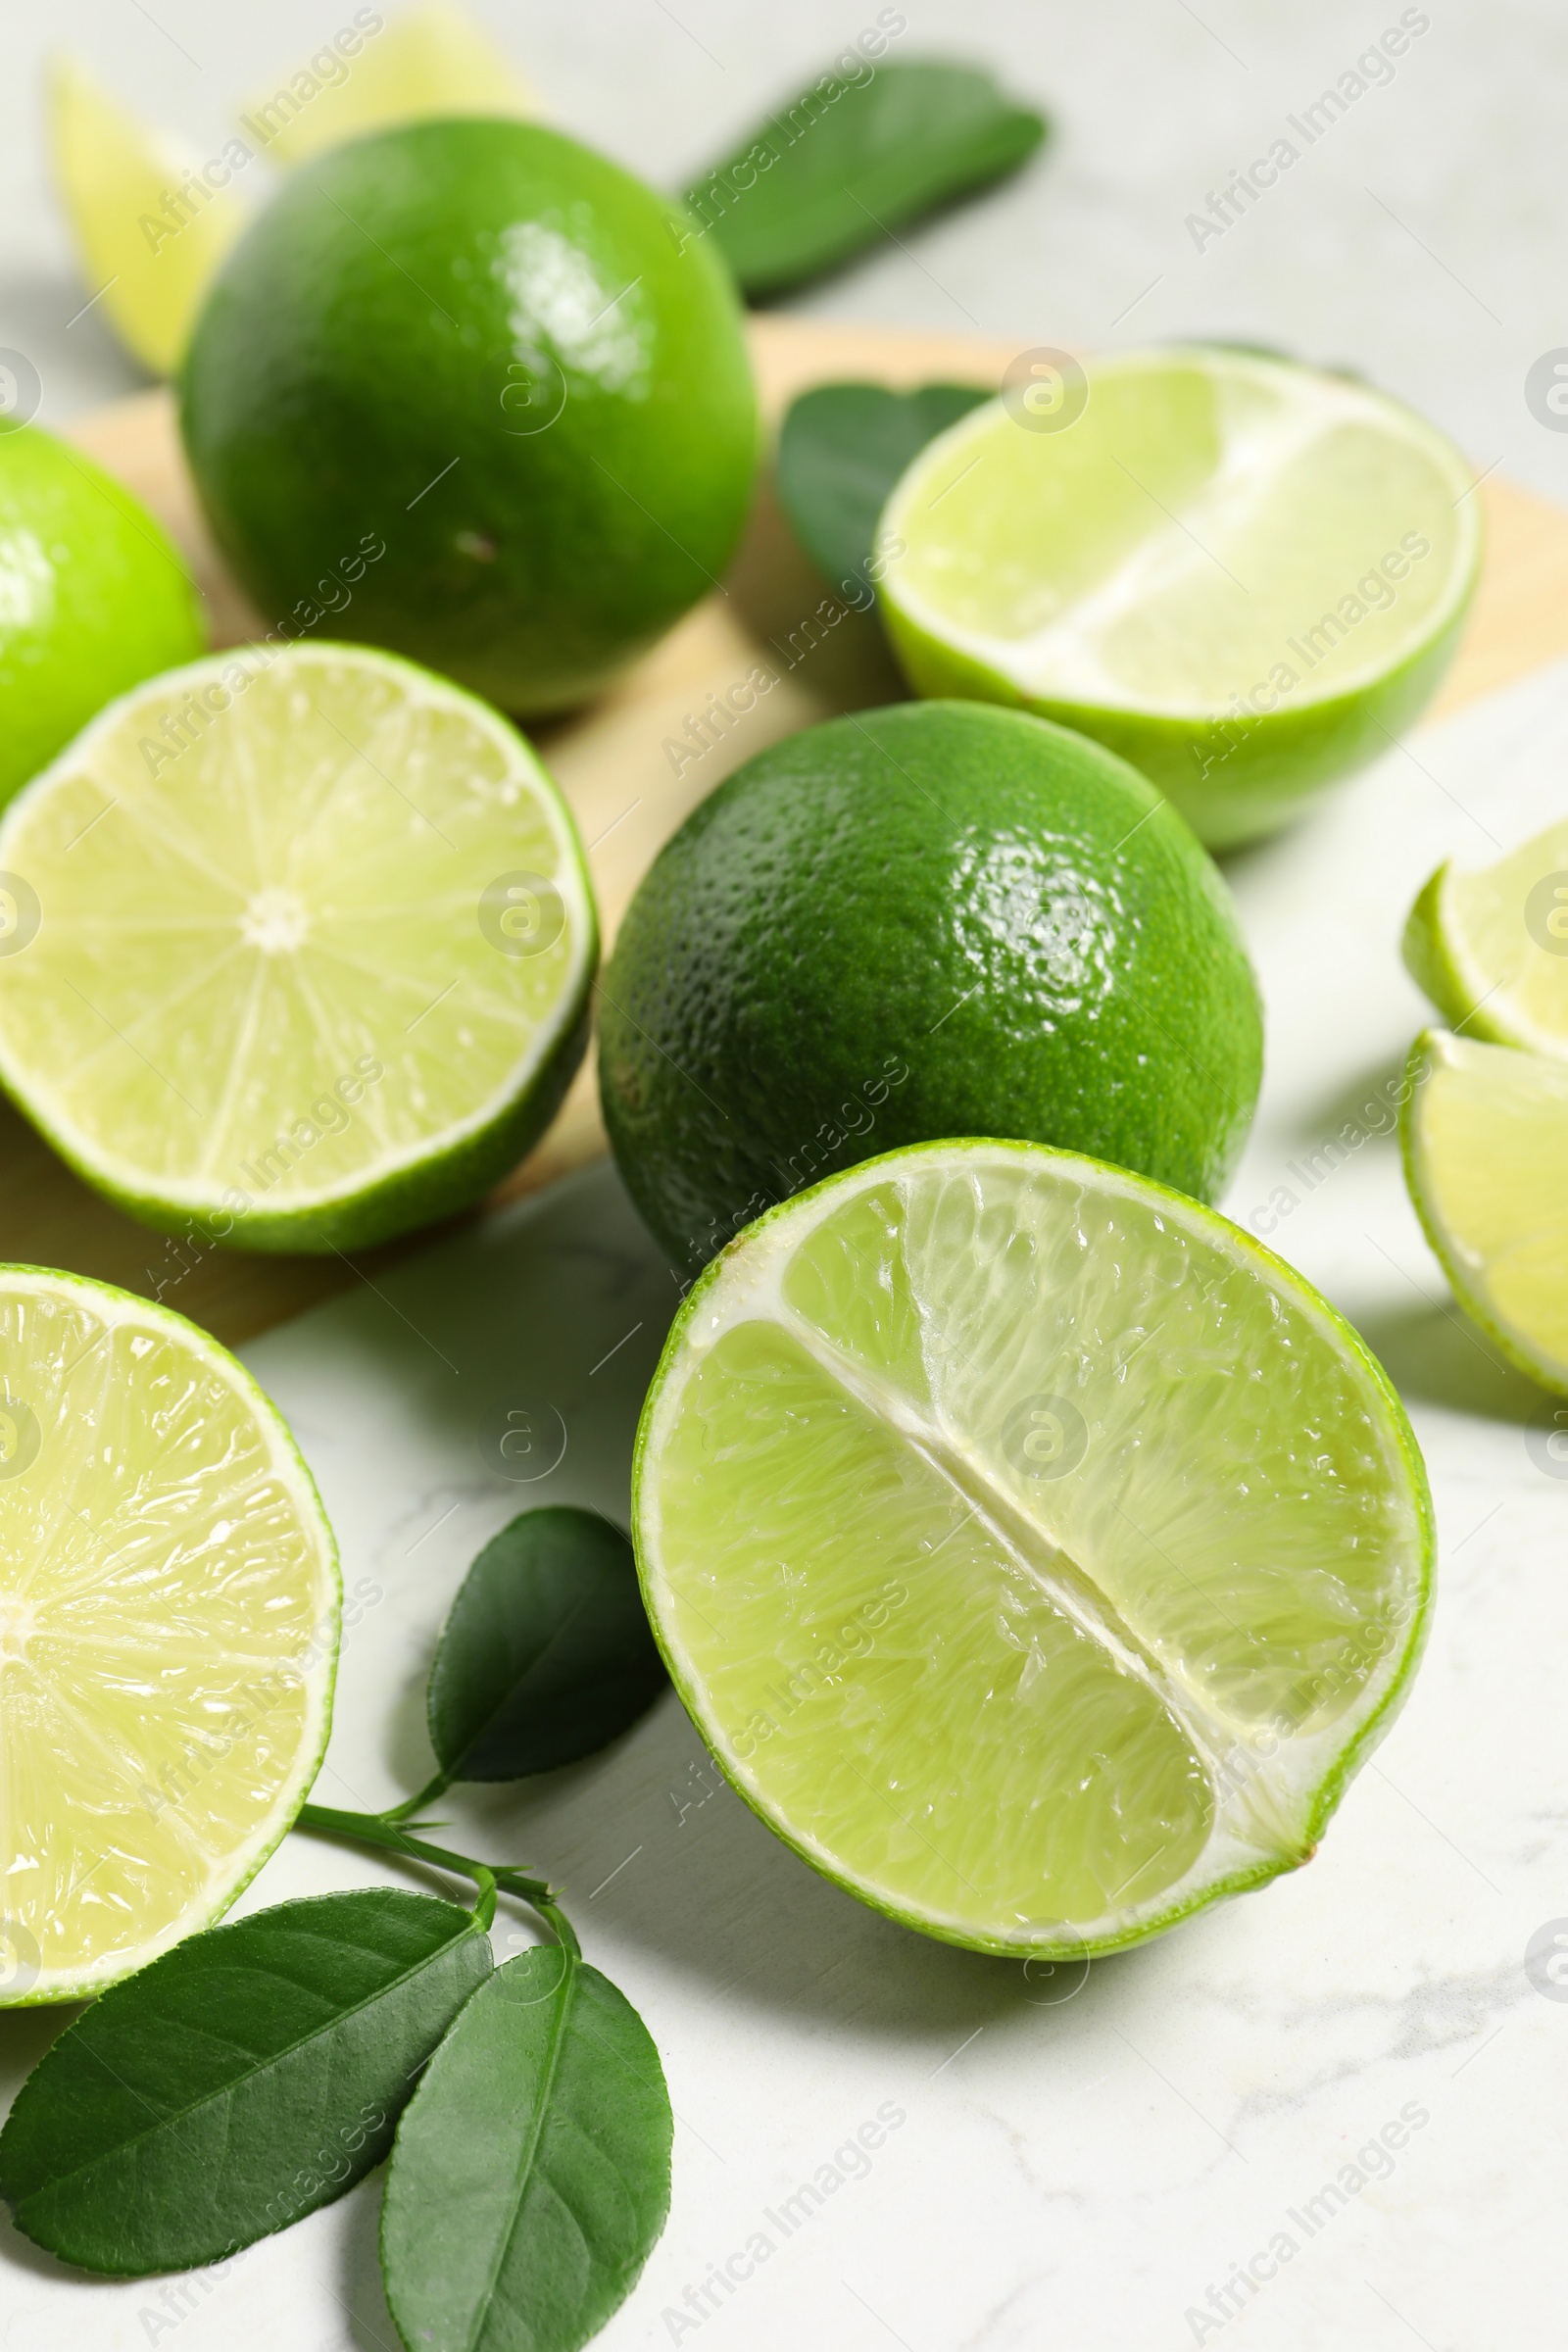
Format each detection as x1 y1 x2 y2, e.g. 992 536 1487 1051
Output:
0 421 204 808
179 120 758 715
600 701 1263 1272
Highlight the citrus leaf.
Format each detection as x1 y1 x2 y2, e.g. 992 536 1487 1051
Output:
380 1945 672 2352
0 1889 490 2275
427 1507 665 1785
777 379 992 594
685 58 1047 298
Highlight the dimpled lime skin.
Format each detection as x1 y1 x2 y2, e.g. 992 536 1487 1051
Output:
599 701 1263 1271
0 422 204 808
179 119 758 716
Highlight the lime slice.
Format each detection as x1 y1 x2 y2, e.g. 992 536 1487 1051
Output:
47 57 249 375
0 643 596 1252
0 1265 337 2003
633 1140 1433 1957
242 3 542 169
1403 817 1568 1054
877 345 1481 850
1401 1028 1568 1391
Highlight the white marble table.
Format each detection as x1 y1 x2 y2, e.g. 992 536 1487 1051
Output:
4 656 1565 2350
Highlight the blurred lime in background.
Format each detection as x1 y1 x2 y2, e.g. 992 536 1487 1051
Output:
0 420 204 808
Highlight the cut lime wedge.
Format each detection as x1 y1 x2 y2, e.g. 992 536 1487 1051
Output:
1403 817 1568 1055
48 57 250 375
242 3 542 169
633 1140 1433 1957
1402 1028 1568 1391
0 644 596 1251
877 346 1481 849
0 1265 337 2003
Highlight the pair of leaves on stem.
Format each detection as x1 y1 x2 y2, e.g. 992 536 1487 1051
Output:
0 1892 670 2352
0 1507 675 2352
686 58 1047 299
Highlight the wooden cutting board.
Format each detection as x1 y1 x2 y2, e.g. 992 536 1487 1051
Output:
13 316 1568 1345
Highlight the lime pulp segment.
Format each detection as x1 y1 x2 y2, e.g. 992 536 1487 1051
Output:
0 644 597 1251
1402 1028 1568 1392
0 1267 338 2003
635 1143 1433 1956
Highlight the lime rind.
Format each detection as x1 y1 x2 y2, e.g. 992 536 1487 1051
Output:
877 345 1483 850
1403 822 1568 1057
0 643 599 1253
1400 1027 1568 1394
633 1138 1435 1961
1400 864 1477 1033
0 1263 340 2004
0 424 208 808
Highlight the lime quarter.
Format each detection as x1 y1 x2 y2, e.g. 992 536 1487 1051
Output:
1403 816 1568 1056
48 57 248 375
1401 1027 1568 1392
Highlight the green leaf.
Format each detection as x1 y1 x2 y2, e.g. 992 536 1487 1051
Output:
777 379 992 593
0 1888 490 2275
380 1945 672 2352
684 58 1047 299
426 1507 665 1785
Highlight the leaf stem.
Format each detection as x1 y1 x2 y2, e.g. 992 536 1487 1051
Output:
296 1803 568 1950
534 1898 580 1961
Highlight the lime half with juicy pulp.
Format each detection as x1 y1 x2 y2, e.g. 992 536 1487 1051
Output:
1402 1028 1568 1391
877 345 1481 849
633 1140 1434 1957
0 642 596 1251
0 1265 337 2003
1403 817 1568 1055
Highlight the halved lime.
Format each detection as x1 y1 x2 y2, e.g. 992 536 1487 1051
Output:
633 1140 1433 1958
1403 817 1568 1054
877 346 1481 849
48 57 249 375
1402 1028 1568 1391
0 642 596 1251
0 1265 337 2003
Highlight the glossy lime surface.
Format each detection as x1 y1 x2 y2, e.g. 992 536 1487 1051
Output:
600 700 1262 1273
180 119 758 714
0 421 204 808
